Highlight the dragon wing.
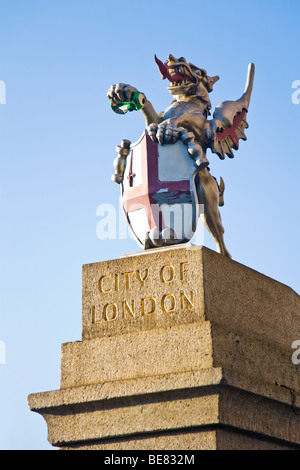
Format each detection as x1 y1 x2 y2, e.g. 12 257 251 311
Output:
208 63 255 159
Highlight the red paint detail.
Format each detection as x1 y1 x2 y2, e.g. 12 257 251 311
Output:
154 54 170 80
171 73 185 83
127 152 136 187
122 133 190 232
154 55 183 83
127 172 136 187
216 110 247 148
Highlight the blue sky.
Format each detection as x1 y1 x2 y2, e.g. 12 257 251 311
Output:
0 0 299 449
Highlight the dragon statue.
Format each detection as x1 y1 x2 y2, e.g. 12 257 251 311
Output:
107 54 255 258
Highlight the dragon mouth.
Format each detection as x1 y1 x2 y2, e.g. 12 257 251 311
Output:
167 65 197 88
154 55 197 93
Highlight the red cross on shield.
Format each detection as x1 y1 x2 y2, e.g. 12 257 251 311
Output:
121 131 199 248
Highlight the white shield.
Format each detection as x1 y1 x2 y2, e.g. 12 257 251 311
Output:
121 131 200 248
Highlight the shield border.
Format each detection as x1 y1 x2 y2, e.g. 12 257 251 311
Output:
120 131 200 248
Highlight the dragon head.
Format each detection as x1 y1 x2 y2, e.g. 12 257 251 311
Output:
155 54 219 112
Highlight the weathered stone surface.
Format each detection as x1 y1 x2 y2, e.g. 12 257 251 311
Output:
28 367 300 448
28 245 300 450
63 430 297 451
63 429 220 451
82 244 204 340
82 245 300 349
60 321 213 388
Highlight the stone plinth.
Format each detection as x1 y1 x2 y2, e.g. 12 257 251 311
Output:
28 245 300 450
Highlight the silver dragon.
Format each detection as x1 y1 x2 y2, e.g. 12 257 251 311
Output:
107 54 255 258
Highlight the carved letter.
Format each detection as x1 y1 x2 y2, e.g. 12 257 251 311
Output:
142 297 156 316
122 271 133 289
181 291 194 308
122 300 135 318
136 269 149 286
160 265 174 283
161 293 176 313
115 273 119 292
91 306 96 323
99 275 112 293
103 303 118 321
180 261 189 280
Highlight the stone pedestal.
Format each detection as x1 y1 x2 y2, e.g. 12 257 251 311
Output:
28 245 300 450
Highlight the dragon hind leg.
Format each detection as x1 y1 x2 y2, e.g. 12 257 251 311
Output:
196 170 231 258
201 210 231 258
218 176 225 207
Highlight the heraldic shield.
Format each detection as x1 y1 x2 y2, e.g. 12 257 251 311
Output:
120 131 200 249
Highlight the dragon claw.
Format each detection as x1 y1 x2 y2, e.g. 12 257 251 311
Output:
150 120 181 145
147 123 158 142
